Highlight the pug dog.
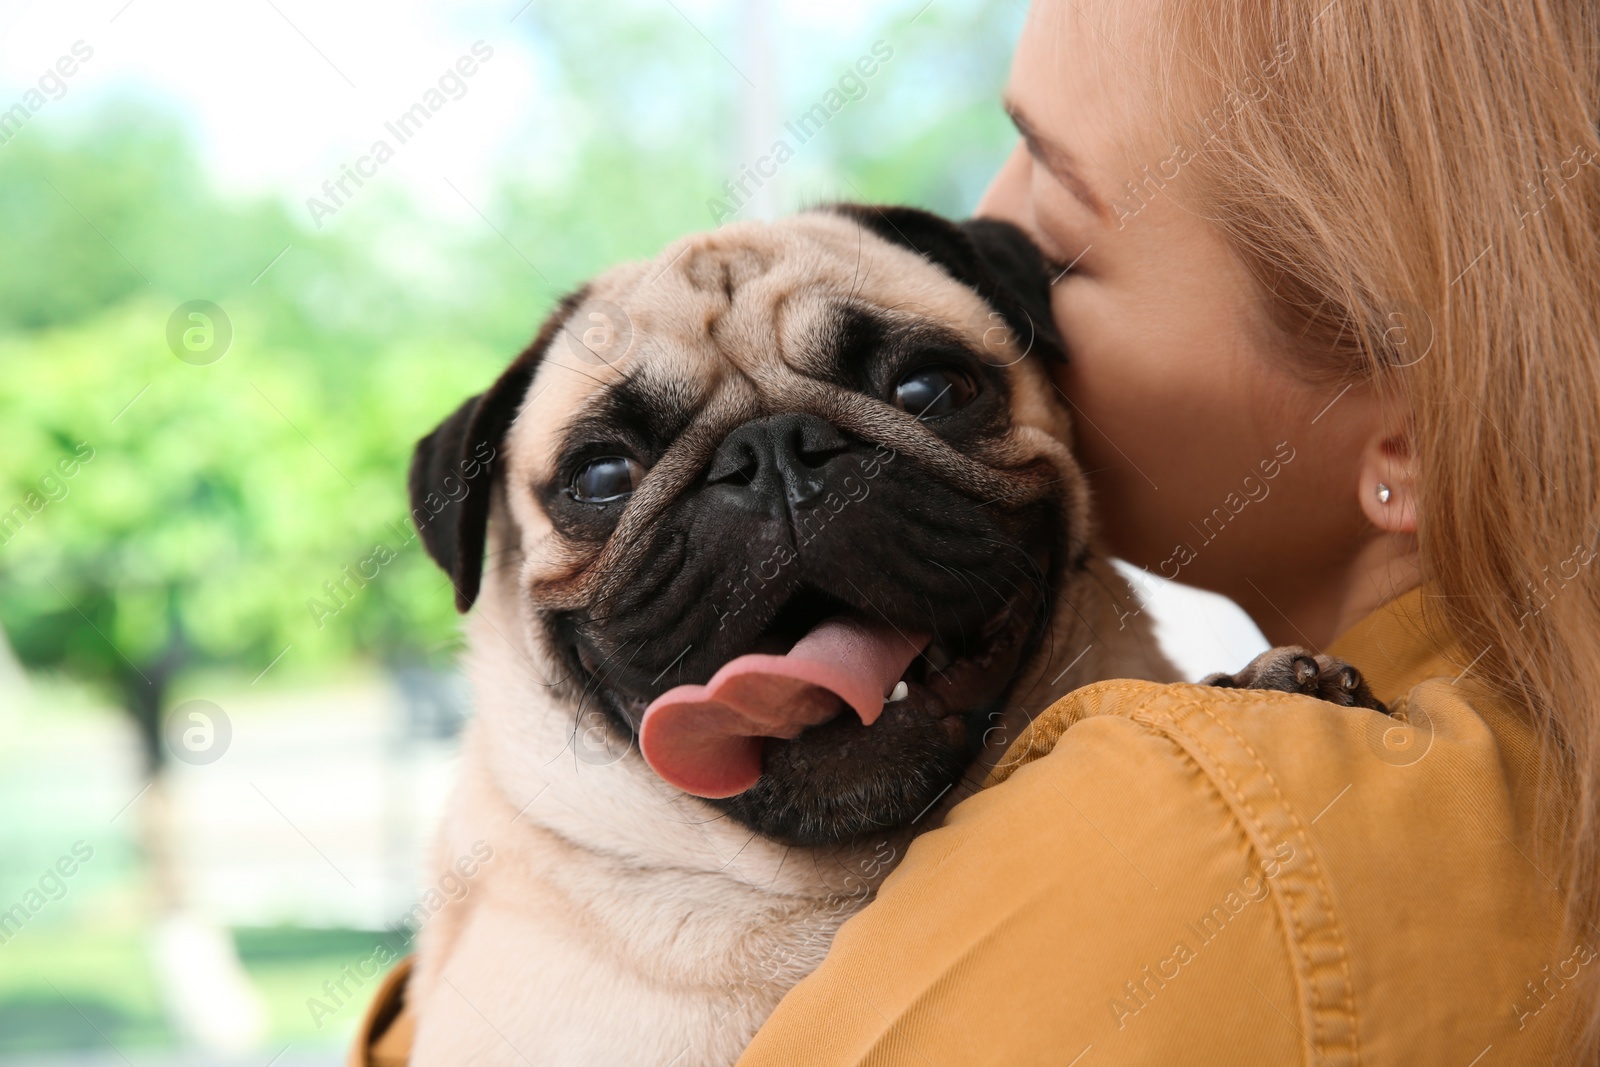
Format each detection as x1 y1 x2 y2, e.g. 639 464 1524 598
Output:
393 204 1384 1067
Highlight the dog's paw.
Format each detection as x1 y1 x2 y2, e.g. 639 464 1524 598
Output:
1202 647 1389 715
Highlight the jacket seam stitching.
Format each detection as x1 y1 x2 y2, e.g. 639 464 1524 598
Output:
1131 696 1362 1067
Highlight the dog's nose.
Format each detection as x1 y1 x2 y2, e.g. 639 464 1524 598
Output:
705 414 851 514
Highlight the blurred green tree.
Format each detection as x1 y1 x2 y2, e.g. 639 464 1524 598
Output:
0 112 504 765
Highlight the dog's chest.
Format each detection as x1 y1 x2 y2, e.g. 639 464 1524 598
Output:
411 844 869 1066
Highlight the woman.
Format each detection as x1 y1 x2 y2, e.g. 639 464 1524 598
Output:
735 0 1600 1063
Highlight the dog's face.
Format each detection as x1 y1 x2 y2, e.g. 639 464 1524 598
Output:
411 205 1094 848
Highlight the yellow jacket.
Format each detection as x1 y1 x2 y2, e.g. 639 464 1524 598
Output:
353 588 1583 1064
734 587 1580 1065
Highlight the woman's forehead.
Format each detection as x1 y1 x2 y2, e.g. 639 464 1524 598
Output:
1009 0 1176 183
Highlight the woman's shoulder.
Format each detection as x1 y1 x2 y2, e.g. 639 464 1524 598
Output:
738 674 1583 1066
990 675 1581 1059
985 670 1521 816
991 657 1557 895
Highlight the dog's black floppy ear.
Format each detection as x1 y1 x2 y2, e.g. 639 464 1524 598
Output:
409 286 589 612
822 203 1065 364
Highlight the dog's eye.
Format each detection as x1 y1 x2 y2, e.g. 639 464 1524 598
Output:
570 456 644 504
893 366 977 419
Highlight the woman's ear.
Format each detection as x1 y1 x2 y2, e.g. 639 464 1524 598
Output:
1358 426 1418 534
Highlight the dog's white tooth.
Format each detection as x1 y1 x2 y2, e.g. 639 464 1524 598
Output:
887 680 909 703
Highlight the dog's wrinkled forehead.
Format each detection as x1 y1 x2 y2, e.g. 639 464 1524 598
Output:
506 211 1008 485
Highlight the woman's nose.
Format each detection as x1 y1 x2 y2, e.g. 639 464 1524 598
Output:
974 140 1034 228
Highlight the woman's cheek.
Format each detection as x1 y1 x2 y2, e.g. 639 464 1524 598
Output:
1048 276 1135 390
1049 282 1146 450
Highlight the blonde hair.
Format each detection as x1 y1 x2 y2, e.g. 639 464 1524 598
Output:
1162 0 1600 1051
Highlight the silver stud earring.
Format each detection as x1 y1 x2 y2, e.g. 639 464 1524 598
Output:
1376 483 1392 504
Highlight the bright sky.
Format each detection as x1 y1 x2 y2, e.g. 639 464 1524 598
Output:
0 0 887 229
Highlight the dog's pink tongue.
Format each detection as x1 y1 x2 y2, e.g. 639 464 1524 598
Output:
641 617 929 799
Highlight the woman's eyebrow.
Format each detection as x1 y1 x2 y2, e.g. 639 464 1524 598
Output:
1003 99 1109 220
